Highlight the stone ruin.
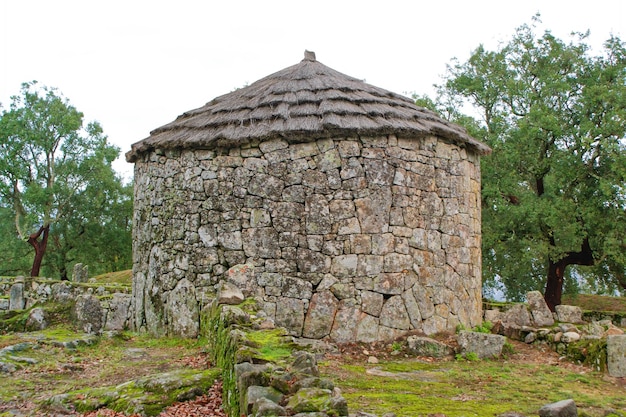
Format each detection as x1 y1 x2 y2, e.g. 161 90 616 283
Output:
125 51 492 341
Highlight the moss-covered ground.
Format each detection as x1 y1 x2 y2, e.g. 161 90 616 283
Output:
319 339 626 417
0 328 214 415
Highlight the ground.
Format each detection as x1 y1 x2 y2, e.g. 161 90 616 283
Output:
1 329 625 417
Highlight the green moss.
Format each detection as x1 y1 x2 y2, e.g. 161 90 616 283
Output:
59 368 222 416
567 339 608 371
245 328 294 363
322 358 625 417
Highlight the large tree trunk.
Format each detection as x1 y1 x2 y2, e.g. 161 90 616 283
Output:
27 225 50 277
543 237 594 311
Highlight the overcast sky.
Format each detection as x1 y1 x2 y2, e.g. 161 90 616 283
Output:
1 0 624 179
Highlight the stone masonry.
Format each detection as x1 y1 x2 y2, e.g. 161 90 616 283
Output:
130 134 483 340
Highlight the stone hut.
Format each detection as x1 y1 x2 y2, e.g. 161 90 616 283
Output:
126 51 491 341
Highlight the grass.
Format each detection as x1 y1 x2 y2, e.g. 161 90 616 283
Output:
320 356 626 417
0 328 211 414
90 269 132 285
562 293 626 312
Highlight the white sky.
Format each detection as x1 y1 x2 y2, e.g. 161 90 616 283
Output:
1 0 624 180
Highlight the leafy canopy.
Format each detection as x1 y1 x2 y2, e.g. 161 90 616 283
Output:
0 81 131 277
434 18 626 303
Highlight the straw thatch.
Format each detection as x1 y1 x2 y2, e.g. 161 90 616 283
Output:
126 51 490 162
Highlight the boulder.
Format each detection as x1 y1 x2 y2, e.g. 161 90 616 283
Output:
526 291 554 327
25 307 47 331
538 399 577 417
457 331 506 359
165 278 199 337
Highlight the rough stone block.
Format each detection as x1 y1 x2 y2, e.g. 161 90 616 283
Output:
9 282 25 310
105 293 132 331
457 331 506 359
607 334 626 378
303 291 339 339
217 282 245 305
555 305 584 324
74 294 104 334
407 336 453 358
527 291 554 327
72 263 89 283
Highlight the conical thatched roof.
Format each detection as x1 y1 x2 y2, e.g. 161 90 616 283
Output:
126 51 490 162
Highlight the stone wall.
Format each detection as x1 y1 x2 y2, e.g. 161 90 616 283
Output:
131 134 484 340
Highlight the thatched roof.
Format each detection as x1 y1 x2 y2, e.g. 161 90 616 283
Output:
126 51 490 162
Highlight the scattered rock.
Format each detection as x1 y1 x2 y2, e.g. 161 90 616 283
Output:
538 399 577 417
0 361 17 373
217 281 245 305
291 351 319 377
561 332 580 344
367 356 379 364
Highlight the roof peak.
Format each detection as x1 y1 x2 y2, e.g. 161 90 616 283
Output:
303 50 316 61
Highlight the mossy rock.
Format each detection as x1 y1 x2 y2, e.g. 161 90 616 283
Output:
286 387 333 414
52 368 221 416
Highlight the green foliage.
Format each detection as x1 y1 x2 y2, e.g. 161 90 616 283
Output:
434 17 626 302
472 321 494 334
456 351 480 361
0 82 132 278
567 338 608 372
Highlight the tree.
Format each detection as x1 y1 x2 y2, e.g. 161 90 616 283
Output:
437 19 626 309
0 81 130 277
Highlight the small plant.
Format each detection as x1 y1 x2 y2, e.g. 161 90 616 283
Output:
391 341 403 352
455 351 479 361
472 321 494 334
502 341 515 356
455 323 467 333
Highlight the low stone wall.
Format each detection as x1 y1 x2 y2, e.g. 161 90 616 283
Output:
0 276 132 333
201 294 348 417
484 291 626 376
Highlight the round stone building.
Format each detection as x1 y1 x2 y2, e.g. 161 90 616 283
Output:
126 51 491 340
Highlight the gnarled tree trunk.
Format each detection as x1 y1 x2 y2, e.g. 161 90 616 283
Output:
543 237 594 311
27 225 50 277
